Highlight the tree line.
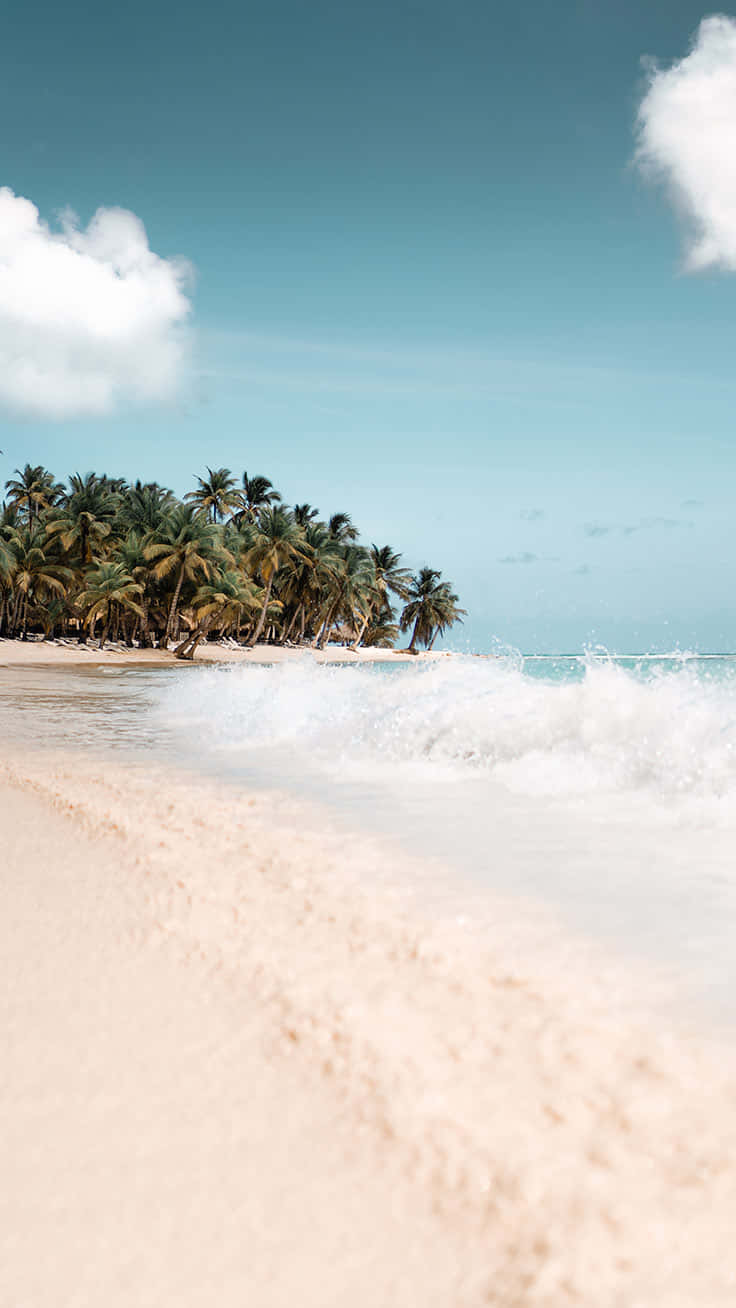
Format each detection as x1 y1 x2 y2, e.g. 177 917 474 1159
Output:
0 464 465 657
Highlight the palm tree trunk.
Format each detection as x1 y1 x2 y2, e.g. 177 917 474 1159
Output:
408 615 421 653
351 610 371 650
162 562 186 648
314 597 338 649
139 597 152 648
279 604 302 645
247 574 273 646
174 614 213 660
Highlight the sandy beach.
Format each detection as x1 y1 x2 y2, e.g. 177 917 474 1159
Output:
0 636 453 668
3 666 736 1306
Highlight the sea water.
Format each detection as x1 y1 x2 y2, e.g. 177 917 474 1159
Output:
3 652 736 1019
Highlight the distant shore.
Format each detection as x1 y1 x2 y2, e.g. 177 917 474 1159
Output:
0 636 455 668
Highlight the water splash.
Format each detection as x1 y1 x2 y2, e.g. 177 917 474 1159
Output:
158 655 736 804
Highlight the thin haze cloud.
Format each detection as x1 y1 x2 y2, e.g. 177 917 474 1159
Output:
0 188 193 419
636 16 736 271
584 518 691 538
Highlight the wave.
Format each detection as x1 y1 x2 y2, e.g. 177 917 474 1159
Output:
158 655 736 805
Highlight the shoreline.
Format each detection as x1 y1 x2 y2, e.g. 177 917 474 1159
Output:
0 636 456 668
3 739 736 1303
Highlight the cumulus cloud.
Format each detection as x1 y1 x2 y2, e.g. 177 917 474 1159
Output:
636 16 736 270
0 188 192 418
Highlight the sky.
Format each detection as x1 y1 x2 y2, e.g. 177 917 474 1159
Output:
1 0 736 652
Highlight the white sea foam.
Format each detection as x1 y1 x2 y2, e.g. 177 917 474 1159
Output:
160 655 736 808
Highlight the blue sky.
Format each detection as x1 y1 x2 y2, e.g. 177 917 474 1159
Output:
1 0 735 652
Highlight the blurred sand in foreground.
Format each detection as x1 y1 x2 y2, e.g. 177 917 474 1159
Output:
3 746 736 1306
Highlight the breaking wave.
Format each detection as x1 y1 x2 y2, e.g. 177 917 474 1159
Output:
159 655 736 805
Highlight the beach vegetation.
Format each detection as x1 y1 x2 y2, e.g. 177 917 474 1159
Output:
0 463 465 653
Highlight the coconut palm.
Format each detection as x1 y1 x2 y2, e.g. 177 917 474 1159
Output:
293 503 320 526
185 467 242 523
328 511 359 543
145 505 227 647
6 522 73 638
236 472 282 523
118 481 177 535
370 544 412 603
174 571 261 660
0 460 464 646
114 532 158 646
0 528 12 583
314 544 374 648
5 464 64 522
274 521 341 644
400 568 465 653
426 584 466 650
349 544 412 649
362 604 400 648
78 562 144 648
243 505 305 645
46 472 120 565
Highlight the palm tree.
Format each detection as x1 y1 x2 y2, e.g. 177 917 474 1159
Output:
118 481 177 535
362 603 400 648
243 505 305 645
78 562 144 648
400 568 465 653
185 467 241 523
174 571 261 660
5 464 63 522
0 460 466 648
426 584 465 649
145 505 226 647
328 511 359 543
115 532 157 646
275 521 341 644
6 522 73 638
293 503 319 526
46 472 119 565
349 544 412 649
315 544 374 648
0 527 12 583
236 472 281 523
370 545 411 604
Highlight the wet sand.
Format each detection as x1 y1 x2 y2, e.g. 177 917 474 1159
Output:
3 738 736 1305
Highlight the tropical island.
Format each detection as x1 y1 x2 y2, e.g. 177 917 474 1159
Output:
0 464 465 657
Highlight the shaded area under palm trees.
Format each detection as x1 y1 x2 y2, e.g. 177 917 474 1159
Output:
1 462 465 656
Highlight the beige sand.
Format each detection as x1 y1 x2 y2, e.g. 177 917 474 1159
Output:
3 743 736 1306
0 636 454 667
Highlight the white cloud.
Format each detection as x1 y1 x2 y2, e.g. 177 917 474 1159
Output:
636 16 736 270
0 188 193 418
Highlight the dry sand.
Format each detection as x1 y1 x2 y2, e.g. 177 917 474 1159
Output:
3 735 736 1304
0 635 453 667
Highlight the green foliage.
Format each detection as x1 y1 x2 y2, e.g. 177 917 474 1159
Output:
0 462 465 650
